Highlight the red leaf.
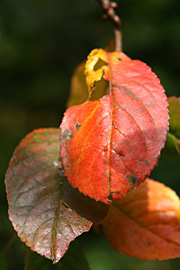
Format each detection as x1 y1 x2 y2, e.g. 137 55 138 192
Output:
100 179 180 260
5 128 92 263
60 49 169 204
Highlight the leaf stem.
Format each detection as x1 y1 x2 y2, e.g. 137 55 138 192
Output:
97 0 122 51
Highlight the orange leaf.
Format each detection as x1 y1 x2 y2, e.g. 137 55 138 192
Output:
60 49 169 204
101 179 180 260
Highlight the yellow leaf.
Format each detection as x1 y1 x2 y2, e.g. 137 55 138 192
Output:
66 61 88 108
84 49 108 96
66 40 114 108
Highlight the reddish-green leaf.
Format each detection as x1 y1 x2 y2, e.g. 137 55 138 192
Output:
100 179 180 260
5 128 92 263
60 49 169 204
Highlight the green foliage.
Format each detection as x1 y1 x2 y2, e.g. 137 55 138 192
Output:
163 97 180 164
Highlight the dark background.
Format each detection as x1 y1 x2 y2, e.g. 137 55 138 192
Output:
0 0 180 269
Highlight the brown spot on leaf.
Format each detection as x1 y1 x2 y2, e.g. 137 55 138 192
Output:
117 57 122 61
145 160 150 166
74 121 81 131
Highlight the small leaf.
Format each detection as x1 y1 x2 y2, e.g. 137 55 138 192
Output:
5 128 92 263
162 132 180 164
168 96 180 139
25 241 90 270
101 179 180 260
60 49 169 204
162 97 180 164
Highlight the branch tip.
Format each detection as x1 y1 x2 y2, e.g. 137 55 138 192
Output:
97 0 122 51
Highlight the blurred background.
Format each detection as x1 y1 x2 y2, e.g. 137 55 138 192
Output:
0 0 180 269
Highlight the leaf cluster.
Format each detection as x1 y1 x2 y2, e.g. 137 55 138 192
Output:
4 45 180 267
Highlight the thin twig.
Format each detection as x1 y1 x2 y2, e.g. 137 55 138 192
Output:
97 0 122 51
0 231 16 253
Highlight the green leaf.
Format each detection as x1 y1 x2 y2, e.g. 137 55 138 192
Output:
168 96 180 139
162 97 180 164
25 241 90 270
162 132 180 164
5 128 92 263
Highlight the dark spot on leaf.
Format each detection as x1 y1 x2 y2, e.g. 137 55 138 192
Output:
131 177 138 185
148 99 154 104
61 129 73 140
117 57 122 61
145 160 150 166
147 241 151 246
74 121 81 131
117 151 123 157
128 174 138 186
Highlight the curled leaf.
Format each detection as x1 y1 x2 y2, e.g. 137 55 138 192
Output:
5 128 92 263
101 179 180 260
84 49 108 96
60 49 169 204
66 40 114 108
